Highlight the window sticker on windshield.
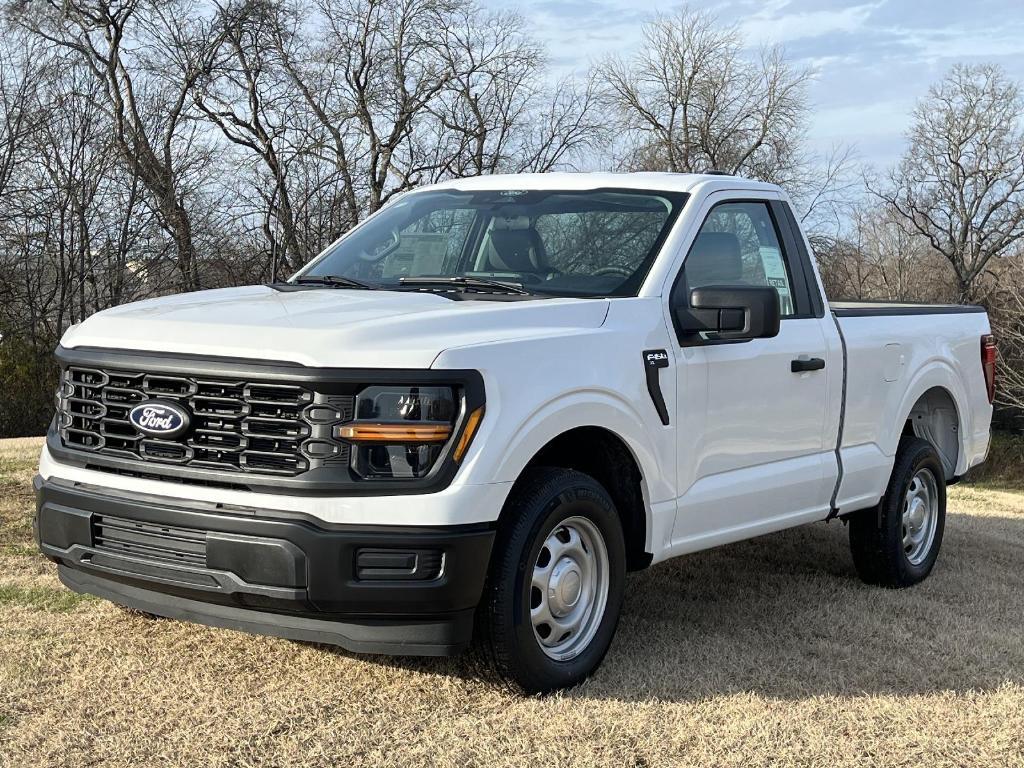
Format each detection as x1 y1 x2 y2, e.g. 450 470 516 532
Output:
382 233 450 278
759 246 793 314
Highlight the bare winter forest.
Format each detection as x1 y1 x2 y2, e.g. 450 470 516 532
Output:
1 0 1023 437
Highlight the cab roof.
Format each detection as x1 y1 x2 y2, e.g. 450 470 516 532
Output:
424 171 782 196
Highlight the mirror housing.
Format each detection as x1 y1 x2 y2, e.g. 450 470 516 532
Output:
675 285 781 341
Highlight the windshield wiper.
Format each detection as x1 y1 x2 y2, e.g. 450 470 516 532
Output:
291 275 377 289
397 276 531 295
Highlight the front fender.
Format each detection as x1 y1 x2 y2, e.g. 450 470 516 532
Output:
485 389 671 504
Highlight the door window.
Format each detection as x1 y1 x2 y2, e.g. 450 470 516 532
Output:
682 201 797 316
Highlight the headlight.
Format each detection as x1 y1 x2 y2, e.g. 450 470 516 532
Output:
334 385 483 479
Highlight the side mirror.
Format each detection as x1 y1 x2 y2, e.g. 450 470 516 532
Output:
674 285 781 341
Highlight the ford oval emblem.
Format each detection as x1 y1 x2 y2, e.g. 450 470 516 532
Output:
129 401 191 439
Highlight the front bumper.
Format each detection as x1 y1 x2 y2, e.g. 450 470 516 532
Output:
35 477 495 655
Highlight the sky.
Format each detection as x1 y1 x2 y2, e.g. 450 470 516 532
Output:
489 0 1024 171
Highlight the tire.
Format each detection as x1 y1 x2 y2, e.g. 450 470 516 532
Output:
477 467 626 694
848 436 947 588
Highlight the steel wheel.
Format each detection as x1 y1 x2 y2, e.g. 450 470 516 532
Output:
850 437 946 588
529 515 610 662
902 468 939 566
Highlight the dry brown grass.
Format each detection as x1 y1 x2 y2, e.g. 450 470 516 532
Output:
2 436 1023 767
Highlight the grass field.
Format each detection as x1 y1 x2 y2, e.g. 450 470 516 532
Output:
2 436 1022 767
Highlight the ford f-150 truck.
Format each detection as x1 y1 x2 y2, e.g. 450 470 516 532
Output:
35 173 995 693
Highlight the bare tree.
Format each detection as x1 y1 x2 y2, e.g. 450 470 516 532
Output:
596 7 812 180
279 0 604 215
980 252 1024 409
191 0 308 274
873 64 1024 302
0 44 162 339
0 29 37 202
271 2 365 232
517 78 605 173
813 203 955 302
426 5 539 176
427 7 602 177
788 143 860 232
311 0 456 212
6 0 227 289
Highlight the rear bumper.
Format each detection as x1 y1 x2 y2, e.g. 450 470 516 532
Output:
35 476 495 655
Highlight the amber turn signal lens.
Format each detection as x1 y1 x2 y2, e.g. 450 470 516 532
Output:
335 423 453 443
453 407 484 462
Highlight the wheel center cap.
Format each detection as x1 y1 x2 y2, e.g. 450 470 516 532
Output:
548 557 583 617
908 499 926 530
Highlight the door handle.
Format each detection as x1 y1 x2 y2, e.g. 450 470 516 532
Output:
791 357 826 373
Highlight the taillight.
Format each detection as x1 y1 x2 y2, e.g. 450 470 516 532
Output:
981 334 997 405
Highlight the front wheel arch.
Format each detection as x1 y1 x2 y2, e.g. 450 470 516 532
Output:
502 425 651 571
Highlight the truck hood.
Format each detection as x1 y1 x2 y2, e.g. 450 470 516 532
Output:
61 285 611 368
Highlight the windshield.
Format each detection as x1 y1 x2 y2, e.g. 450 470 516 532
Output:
296 188 687 297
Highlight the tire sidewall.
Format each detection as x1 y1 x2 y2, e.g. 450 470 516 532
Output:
503 476 626 691
887 443 946 582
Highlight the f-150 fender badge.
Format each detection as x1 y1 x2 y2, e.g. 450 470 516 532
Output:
642 349 671 426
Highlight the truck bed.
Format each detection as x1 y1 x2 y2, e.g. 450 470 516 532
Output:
831 303 991 514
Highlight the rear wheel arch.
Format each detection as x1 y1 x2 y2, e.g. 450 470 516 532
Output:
889 360 971 479
902 386 961 480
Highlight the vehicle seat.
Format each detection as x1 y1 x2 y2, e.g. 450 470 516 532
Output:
482 215 548 273
683 232 744 288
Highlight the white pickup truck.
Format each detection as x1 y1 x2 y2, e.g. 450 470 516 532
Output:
36 173 995 693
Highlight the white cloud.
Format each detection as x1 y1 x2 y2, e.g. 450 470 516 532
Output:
891 26 1024 63
811 98 912 140
740 1 885 45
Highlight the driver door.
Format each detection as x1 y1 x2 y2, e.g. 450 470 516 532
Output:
669 193 834 553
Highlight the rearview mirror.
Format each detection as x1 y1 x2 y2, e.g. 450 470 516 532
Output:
674 285 781 341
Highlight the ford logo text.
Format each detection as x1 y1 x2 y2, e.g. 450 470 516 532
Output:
129 401 191 439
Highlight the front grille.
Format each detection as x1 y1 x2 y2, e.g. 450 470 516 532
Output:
57 366 353 478
93 514 207 568
84 463 250 491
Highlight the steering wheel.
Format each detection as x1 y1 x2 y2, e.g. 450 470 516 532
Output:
359 229 400 261
514 268 564 284
592 266 633 278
